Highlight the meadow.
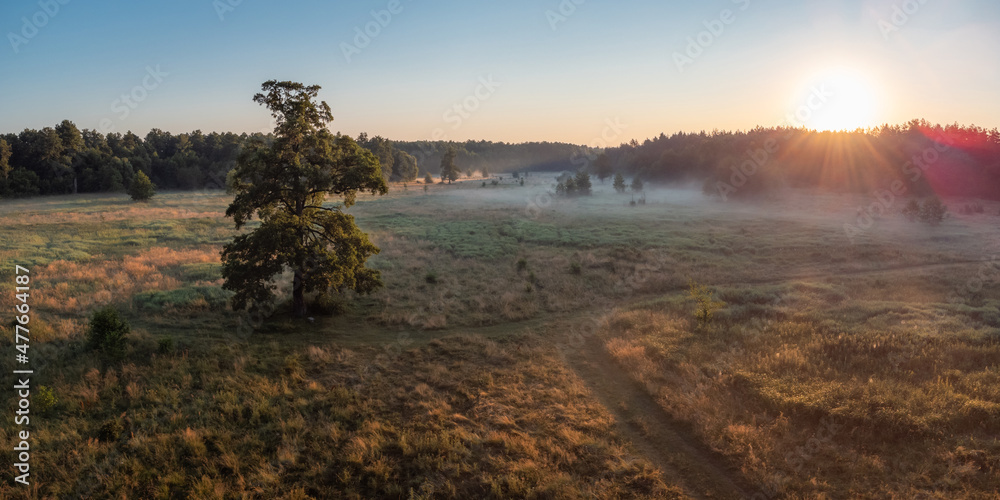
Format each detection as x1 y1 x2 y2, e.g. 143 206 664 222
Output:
0 175 998 498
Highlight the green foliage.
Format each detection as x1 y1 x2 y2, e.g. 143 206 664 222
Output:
36 385 58 413
392 149 419 182
630 177 644 193
439 145 460 184
569 262 582 275
129 171 155 201
87 306 130 362
0 138 11 180
222 80 388 317
516 258 528 272
424 270 438 284
157 336 175 354
424 171 434 184
613 173 626 193
687 279 724 327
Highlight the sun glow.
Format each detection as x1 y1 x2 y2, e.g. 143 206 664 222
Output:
799 69 880 132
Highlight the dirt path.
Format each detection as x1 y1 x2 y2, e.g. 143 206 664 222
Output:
545 259 995 498
562 333 751 499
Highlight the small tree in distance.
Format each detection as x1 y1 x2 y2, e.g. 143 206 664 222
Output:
87 306 131 363
129 171 155 201
688 280 724 329
630 177 644 193
613 173 626 193
440 146 460 184
423 171 434 184
919 196 947 225
574 171 592 195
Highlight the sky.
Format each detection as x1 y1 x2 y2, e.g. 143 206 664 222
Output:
1 0 998 145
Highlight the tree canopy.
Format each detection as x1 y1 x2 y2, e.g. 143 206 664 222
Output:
129 170 155 201
221 80 388 318
439 145 460 184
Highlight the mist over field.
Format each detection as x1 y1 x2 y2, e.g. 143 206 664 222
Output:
2 0 1000 498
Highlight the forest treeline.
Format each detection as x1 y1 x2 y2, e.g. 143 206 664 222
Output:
0 121 584 197
1 119 998 199
599 119 1000 200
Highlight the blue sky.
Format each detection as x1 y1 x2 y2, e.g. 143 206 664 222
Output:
1 0 998 143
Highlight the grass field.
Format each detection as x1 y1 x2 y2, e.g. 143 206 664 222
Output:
1 176 998 498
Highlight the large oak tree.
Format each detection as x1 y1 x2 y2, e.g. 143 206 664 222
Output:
222 81 388 318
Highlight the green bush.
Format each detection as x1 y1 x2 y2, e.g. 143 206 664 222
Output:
36 386 58 413
688 280 725 328
157 336 175 355
87 306 130 362
129 171 155 202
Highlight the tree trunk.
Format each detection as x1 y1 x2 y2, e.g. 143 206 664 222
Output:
292 271 307 317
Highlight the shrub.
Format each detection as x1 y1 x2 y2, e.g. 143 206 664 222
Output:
569 262 582 275
919 196 947 225
613 173 626 193
87 306 130 362
36 386 58 413
129 171 155 202
425 271 438 284
313 293 349 315
158 336 175 355
688 280 725 328
516 258 528 272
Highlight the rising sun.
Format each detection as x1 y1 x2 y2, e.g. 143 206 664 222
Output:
799 68 880 132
